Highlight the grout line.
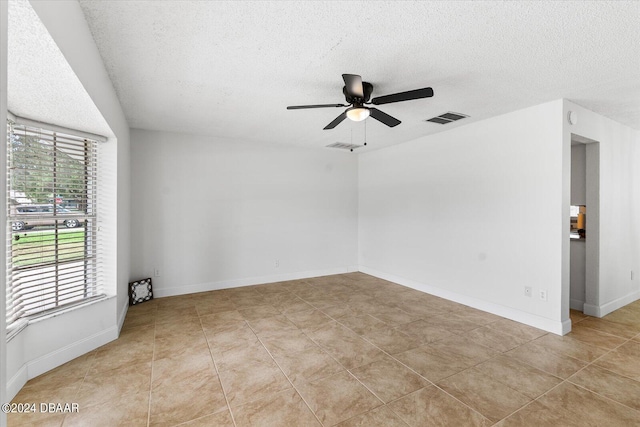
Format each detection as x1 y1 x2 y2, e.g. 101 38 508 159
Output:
495 367 639 424
563 333 636 383
508 335 593 365
501 332 550 354
481 320 548 342
343 368 387 406
494 382 565 425
59 347 98 426
584 356 640 383
358 309 567 422
567 380 640 415
338 403 412 427
244 320 326 427
199 316 238 427
573 322 639 340
496 329 639 423
146 318 157 427
299 299 493 424
493 333 619 425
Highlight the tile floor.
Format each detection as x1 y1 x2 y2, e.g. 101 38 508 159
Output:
8 272 640 426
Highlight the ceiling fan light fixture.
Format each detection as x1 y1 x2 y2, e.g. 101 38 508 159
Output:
346 107 370 122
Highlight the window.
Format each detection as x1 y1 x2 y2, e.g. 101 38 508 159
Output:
6 121 102 330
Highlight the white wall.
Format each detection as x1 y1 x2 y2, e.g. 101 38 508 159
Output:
563 100 640 316
3 0 131 401
359 100 568 334
130 129 358 295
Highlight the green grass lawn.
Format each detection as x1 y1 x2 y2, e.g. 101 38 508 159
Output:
12 229 86 267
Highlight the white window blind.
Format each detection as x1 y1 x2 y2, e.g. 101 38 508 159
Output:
6 121 102 329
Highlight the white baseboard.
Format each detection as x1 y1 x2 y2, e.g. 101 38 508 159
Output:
359 266 567 335
7 326 118 401
6 364 28 403
584 290 640 318
153 265 359 298
570 299 585 311
583 303 598 317
118 298 129 333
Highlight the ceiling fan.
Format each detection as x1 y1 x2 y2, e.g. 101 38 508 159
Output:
287 74 434 130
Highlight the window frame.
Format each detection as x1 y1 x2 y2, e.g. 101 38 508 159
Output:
6 120 103 331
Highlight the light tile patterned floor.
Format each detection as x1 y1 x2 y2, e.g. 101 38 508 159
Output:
8 273 640 426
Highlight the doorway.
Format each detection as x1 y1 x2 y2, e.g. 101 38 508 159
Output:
570 134 599 315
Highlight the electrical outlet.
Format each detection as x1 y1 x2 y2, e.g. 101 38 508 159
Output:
154 268 160 277
524 286 532 297
275 259 279 268
540 289 548 301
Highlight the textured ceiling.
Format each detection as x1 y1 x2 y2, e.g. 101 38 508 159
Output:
7 0 113 137
76 0 639 150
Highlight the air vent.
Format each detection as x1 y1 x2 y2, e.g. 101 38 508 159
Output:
426 117 451 124
326 142 363 152
426 112 468 124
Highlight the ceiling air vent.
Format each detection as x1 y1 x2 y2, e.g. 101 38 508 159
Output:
326 142 363 152
426 112 468 124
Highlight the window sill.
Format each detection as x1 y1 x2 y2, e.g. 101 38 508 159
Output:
6 294 113 343
6 319 28 342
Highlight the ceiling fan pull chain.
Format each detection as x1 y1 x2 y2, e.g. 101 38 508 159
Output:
364 120 367 146
350 128 354 152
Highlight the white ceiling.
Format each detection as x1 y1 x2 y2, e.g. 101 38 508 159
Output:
7 0 113 137
72 1 640 149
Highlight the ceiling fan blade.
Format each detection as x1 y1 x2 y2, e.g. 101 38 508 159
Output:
342 74 364 98
370 87 434 105
323 112 347 130
287 103 346 110
369 108 401 127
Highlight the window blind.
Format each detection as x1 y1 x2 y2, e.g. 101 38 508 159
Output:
6 121 102 329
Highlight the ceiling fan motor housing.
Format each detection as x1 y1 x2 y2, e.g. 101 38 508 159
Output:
343 81 373 104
